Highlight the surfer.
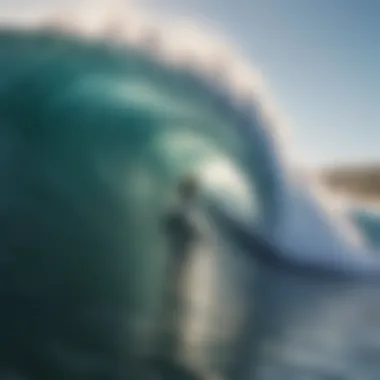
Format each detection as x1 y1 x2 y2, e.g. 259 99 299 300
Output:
162 175 202 299
155 175 203 362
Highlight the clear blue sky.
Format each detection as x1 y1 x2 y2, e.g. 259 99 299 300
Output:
144 0 380 167
1 0 379 166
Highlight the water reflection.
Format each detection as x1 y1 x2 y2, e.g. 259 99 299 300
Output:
251 268 380 380
159 230 380 380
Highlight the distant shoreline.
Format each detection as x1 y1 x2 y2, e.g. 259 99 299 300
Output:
318 164 380 206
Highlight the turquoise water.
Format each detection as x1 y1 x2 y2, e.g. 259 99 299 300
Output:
1 30 380 379
351 209 380 249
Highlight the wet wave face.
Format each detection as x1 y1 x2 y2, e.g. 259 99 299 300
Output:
0 7 287 378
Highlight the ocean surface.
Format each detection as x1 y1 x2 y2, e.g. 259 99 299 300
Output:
154 208 380 380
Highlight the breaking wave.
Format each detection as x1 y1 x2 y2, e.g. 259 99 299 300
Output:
1 2 380 300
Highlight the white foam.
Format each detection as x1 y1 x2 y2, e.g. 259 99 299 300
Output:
0 1 292 164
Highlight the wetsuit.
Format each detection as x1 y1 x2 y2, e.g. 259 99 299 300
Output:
163 201 199 291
